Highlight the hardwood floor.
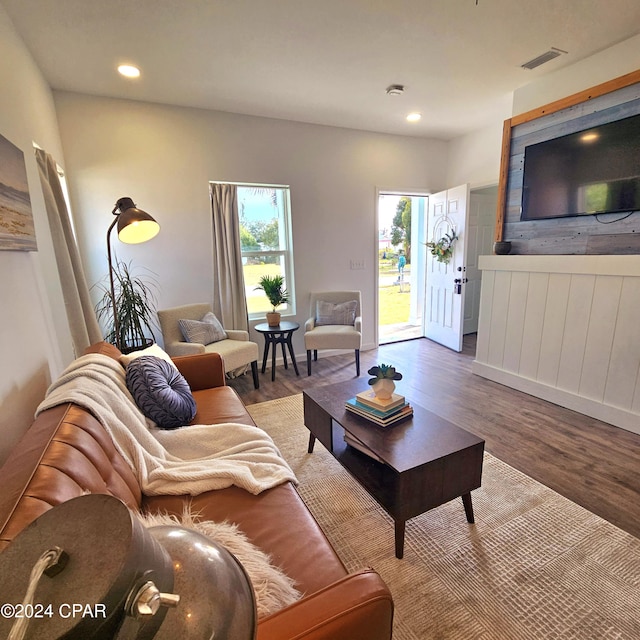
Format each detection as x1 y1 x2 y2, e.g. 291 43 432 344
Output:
228 335 640 540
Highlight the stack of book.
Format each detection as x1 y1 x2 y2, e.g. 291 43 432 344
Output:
344 389 413 427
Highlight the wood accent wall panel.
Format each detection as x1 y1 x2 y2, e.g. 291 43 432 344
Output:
474 256 640 435
496 71 640 255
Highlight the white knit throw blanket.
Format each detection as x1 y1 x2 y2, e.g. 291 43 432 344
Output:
36 354 297 496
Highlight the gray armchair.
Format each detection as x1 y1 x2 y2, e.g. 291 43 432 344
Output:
157 303 259 388
304 291 362 376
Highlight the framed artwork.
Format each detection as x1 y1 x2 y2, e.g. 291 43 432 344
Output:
0 133 36 251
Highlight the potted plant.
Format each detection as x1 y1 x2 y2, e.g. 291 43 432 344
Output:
367 364 403 400
93 259 160 354
255 274 289 326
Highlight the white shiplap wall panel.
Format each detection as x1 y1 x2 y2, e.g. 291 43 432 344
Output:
579 276 623 402
487 270 511 368
473 256 640 435
632 357 640 415
475 269 494 364
556 274 596 394
604 277 640 411
503 271 529 374
537 273 571 387
519 272 549 380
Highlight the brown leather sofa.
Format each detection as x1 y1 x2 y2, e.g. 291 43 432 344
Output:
0 342 393 640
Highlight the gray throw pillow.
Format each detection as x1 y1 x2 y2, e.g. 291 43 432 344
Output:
126 356 197 429
315 300 358 326
178 311 227 345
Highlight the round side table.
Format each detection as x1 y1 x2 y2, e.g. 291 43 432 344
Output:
254 321 300 381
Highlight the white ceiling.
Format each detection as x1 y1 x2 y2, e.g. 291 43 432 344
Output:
4 0 640 140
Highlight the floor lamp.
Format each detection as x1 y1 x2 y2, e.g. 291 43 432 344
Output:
107 197 160 351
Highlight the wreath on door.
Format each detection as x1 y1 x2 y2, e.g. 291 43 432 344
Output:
426 216 458 265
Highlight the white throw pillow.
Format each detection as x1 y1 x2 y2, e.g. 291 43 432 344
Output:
119 343 177 370
178 312 228 345
315 300 357 326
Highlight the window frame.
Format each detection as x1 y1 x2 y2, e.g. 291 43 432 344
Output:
212 181 295 321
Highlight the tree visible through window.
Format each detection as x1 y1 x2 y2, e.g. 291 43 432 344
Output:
238 185 294 318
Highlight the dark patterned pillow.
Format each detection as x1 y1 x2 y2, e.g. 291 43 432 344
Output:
126 356 196 429
178 312 227 345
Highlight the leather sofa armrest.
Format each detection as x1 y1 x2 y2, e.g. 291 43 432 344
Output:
257 569 393 640
304 317 315 331
225 329 249 341
172 352 226 390
354 316 362 332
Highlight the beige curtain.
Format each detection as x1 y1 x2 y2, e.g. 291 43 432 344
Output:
35 149 102 356
210 183 249 331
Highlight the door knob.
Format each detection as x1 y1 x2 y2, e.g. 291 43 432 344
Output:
453 277 468 294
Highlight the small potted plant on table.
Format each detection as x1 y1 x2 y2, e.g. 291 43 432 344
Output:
367 364 403 400
255 274 289 326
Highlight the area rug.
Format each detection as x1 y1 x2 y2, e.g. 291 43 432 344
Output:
247 394 640 640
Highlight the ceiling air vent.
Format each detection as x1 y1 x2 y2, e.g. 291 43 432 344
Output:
521 47 567 70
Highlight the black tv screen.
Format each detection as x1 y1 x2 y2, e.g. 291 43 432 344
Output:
521 112 640 221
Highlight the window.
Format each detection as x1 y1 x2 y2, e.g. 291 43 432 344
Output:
237 184 295 319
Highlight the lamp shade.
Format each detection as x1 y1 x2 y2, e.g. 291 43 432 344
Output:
114 197 160 244
0 495 256 640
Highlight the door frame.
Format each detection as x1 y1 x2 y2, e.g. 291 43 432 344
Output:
374 186 430 347
422 181 498 351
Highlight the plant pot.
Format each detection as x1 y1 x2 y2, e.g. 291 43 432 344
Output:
493 240 512 255
372 379 395 400
120 338 154 355
266 312 281 327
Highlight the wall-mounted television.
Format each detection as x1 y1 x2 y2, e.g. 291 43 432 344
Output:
521 112 640 221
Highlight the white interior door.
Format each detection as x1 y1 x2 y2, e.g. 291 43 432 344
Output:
464 188 497 334
424 184 469 352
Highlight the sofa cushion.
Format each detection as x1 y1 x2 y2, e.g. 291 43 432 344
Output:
126 356 196 429
179 312 228 345
316 300 357 326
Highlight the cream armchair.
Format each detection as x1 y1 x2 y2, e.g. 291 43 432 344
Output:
304 291 362 376
157 303 260 388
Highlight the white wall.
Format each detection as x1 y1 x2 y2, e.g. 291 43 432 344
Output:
512 34 640 115
446 118 507 189
53 92 450 356
0 6 73 464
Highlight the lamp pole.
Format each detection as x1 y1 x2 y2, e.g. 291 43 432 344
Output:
106 212 122 351
106 198 160 353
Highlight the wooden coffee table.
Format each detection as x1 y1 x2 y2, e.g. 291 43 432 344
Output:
303 380 485 559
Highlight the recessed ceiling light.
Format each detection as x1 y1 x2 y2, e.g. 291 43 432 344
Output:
580 132 599 143
118 64 141 78
406 113 422 122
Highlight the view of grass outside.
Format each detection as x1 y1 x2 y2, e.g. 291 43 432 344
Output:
245 263 284 314
246 257 412 323
378 252 411 325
